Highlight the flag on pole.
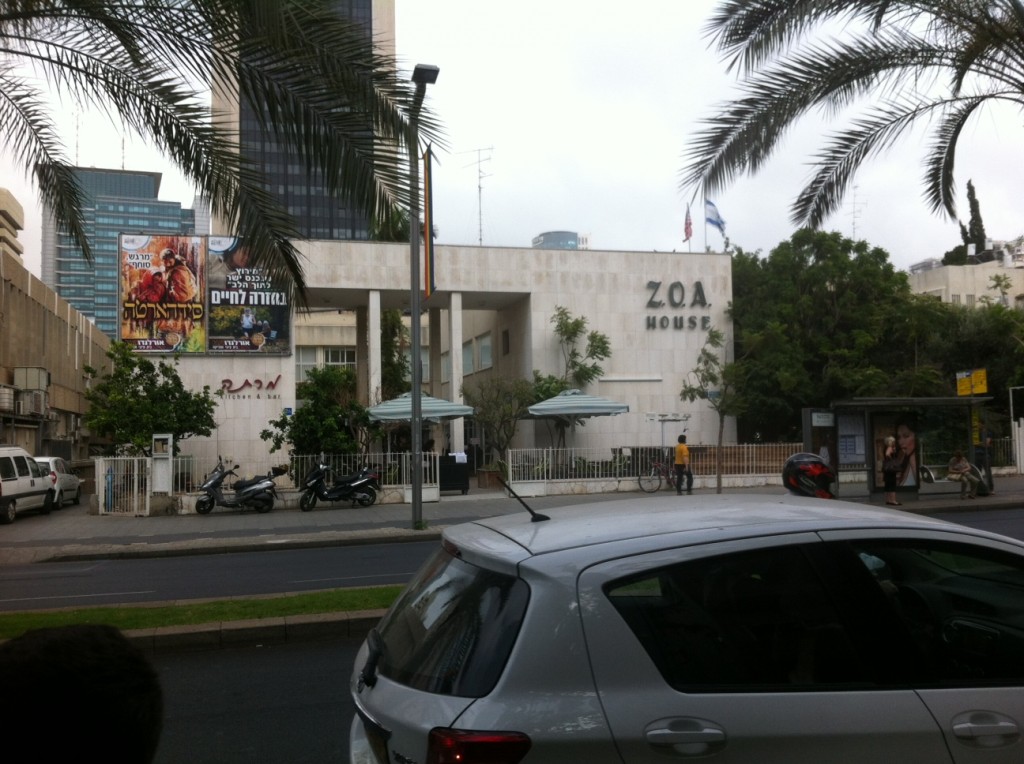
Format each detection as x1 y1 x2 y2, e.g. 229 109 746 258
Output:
423 144 435 300
704 199 726 235
683 203 693 242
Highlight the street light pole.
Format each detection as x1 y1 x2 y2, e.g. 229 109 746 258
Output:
408 64 438 529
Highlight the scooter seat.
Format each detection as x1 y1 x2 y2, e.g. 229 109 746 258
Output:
234 475 267 490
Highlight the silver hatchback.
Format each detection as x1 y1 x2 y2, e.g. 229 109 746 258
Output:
350 494 1024 763
35 456 82 507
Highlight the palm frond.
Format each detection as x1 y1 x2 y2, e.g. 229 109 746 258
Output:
921 95 989 216
792 98 942 227
687 0 1024 229
0 0 443 305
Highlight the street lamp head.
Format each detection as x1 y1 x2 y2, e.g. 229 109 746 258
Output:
411 64 440 86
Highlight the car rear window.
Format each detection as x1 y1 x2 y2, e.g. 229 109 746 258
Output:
0 457 14 480
605 545 873 691
374 546 529 697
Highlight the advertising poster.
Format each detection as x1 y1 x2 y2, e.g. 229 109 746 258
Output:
871 413 920 491
207 237 290 354
120 235 206 353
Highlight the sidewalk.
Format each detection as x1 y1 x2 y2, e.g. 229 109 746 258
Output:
3 476 1022 566
3 477 1021 653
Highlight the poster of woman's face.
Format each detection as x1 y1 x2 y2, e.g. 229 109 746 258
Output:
872 414 919 490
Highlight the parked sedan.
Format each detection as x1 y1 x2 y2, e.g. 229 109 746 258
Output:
35 456 82 507
350 494 1024 763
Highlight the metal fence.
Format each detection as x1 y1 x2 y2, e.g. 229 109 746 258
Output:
507 443 803 483
150 438 1013 501
172 452 421 496
95 456 150 516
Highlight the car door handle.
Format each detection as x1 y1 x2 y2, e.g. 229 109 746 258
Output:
953 720 1019 739
646 723 726 745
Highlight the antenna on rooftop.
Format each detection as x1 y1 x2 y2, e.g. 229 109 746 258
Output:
850 184 865 241
460 146 493 245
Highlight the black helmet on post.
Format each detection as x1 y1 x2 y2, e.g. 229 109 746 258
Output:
782 452 836 499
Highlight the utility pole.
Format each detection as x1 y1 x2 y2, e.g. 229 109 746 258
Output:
460 147 493 245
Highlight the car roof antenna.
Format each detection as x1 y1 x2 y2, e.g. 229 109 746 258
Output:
496 474 550 522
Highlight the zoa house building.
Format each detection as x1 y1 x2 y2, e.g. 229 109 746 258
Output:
152 238 736 467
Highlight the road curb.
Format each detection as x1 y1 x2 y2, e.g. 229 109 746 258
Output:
124 609 387 655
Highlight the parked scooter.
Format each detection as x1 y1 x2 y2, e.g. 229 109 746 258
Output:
300 463 380 510
195 458 285 515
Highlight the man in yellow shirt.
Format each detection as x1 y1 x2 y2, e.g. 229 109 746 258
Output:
675 434 692 495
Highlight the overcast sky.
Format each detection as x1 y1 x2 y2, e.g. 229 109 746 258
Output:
4 0 1022 276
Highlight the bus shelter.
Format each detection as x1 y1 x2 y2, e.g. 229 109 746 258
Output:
806 397 993 499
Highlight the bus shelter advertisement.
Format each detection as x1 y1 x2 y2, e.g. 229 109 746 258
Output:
120 235 206 353
207 236 289 354
119 235 290 355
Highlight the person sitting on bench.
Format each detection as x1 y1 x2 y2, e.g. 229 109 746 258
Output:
947 450 979 499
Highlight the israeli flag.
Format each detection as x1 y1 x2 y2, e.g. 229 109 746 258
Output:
704 200 726 235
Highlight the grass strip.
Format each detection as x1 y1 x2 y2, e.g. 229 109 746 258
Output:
0 586 402 640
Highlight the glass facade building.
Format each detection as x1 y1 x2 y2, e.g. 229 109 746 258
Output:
237 0 374 240
40 167 195 338
532 231 580 250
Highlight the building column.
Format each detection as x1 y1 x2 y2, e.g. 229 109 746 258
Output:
367 290 382 404
448 292 465 453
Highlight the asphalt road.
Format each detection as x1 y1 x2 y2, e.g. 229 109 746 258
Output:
0 541 436 611
153 637 361 763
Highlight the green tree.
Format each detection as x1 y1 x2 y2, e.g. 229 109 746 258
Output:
380 309 410 402
260 365 377 454
942 243 968 266
729 229 920 439
988 273 1012 305
683 2 1022 228
550 305 612 387
0 0 440 301
462 376 535 463
527 307 613 448
680 327 747 493
83 342 217 455
960 180 988 255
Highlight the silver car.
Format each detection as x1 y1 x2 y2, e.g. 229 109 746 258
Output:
350 494 1024 763
35 456 82 507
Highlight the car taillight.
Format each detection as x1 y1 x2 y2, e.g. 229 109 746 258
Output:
426 728 531 764
49 471 57 486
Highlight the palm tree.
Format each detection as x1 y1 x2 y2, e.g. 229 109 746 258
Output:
681 1 1024 229
0 0 441 301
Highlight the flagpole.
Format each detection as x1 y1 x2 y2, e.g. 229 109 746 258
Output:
703 197 707 253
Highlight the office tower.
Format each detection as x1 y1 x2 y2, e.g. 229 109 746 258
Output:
40 167 196 338
216 0 392 240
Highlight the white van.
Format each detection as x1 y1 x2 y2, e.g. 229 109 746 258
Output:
0 445 54 524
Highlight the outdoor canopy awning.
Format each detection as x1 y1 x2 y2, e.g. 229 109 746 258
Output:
367 392 474 422
527 389 629 424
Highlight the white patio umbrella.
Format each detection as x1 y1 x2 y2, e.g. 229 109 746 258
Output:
367 392 474 422
527 389 629 447
527 389 629 422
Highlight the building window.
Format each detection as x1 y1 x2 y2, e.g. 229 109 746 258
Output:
296 346 317 383
325 347 356 368
951 294 961 304
463 341 475 374
478 333 492 370
966 294 975 308
402 347 430 383
502 329 510 355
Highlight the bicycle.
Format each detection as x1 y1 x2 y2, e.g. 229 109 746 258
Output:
638 460 678 493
